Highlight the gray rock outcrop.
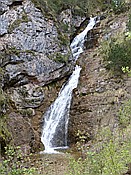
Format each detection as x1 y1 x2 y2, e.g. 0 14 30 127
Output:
0 0 74 151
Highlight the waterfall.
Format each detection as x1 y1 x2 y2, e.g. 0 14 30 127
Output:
41 65 81 153
71 16 99 60
41 17 99 153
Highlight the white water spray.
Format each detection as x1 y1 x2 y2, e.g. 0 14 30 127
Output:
41 17 99 153
71 17 99 59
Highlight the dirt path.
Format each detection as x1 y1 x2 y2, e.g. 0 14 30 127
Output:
31 152 71 175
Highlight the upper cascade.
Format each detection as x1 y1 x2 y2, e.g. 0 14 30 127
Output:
70 16 99 60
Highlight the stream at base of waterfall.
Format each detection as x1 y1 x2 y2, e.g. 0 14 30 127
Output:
41 17 99 153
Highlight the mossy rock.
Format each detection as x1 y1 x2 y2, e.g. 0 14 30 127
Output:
52 52 70 64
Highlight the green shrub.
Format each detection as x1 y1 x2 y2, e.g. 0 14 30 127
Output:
110 0 127 14
102 37 131 73
122 66 131 77
0 115 10 143
53 52 69 63
32 0 112 16
0 146 36 175
67 128 131 175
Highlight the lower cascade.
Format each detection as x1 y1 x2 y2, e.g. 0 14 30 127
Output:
41 17 99 153
41 65 81 153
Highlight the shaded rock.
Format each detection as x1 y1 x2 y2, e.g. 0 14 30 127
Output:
0 0 11 15
7 112 38 152
0 0 23 15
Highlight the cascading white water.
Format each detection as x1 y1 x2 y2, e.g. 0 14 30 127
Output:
71 16 99 60
41 65 81 153
41 17 99 153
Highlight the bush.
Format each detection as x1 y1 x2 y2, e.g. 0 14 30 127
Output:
102 37 131 73
110 0 127 14
0 146 36 175
67 128 131 175
118 100 131 128
32 0 111 16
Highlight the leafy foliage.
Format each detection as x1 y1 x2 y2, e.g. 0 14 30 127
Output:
0 116 10 141
32 0 129 17
122 66 131 77
0 146 36 175
31 0 114 16
110 0 127 14
102 33 131 73
118 100 131 128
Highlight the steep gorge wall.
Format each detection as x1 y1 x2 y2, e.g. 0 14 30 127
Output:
0 0 76 153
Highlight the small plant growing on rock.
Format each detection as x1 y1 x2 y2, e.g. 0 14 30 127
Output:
122 66 131 77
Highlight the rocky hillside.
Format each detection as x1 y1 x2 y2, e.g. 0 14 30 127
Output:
69 11 131 145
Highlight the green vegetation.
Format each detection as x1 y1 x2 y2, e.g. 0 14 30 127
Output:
101 12 131 74
0 115 10 143
0 88 6 114
51 52 70 63
106 38 131 72
2 47 36 59
118 100 131 128
19 109 34 117
32 0 129 17
66 100 131 175
31 0 54 19
0 146 36 175
102 30 131 74
110 0 127 14
32 0 98 16
122 66 131 76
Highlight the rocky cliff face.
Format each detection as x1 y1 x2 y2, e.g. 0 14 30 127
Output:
0 0 77 153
